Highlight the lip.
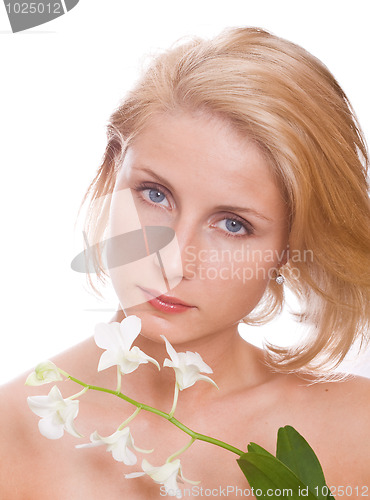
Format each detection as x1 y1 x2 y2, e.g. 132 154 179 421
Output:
139 287 195 314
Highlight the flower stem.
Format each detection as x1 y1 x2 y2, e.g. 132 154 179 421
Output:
68 386 89 400
118 407 141 430
168 383 179 418
116 366 122 394
58 368 70 378
66 374 244 456
166 436 196 463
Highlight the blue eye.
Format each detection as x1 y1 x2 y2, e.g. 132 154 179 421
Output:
137 184 171 208
148 189 166 203
225 219 243 233
213 217 253 237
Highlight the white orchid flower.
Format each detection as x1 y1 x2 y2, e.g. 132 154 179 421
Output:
27 385 82 440
94 315 160 374
161 336 218 391
25 360 63 386
76 426 153 465
125 458 199 497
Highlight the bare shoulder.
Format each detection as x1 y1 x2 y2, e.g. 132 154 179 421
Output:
0 372 36 440
280 370 370 425
0 373 41 497
0 337 98 499
292 370 370 408
281 371 370 487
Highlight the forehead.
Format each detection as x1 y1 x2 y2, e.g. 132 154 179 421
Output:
128 111 274 180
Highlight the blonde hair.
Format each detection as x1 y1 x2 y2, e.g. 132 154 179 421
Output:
79 27 370 377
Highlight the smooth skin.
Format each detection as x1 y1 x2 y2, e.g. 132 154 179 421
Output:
1 111 370 499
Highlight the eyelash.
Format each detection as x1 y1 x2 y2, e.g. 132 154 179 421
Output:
133 181 254 238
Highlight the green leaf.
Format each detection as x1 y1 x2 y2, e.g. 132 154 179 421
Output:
237 452 318 500
247 442 275 457
276 426 327 500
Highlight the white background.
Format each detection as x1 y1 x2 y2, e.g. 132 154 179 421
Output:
0 0 369 385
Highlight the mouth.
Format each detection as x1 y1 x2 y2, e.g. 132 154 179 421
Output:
138 286 195 314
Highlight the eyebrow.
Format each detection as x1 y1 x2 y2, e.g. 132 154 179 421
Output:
135 166 272 222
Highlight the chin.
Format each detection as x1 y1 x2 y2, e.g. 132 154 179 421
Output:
128 310 194 345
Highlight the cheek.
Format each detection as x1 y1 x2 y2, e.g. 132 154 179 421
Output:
188 237 282 284
133 198 171 228
193 251 275 318
191 227 287 317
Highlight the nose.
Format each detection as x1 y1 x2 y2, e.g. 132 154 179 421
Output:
151 220 198 285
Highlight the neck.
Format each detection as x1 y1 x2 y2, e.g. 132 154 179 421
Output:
88 308 271 414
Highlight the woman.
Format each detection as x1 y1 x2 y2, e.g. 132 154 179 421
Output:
1 27 369 499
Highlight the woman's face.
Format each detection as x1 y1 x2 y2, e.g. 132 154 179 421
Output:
108 110 289 344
